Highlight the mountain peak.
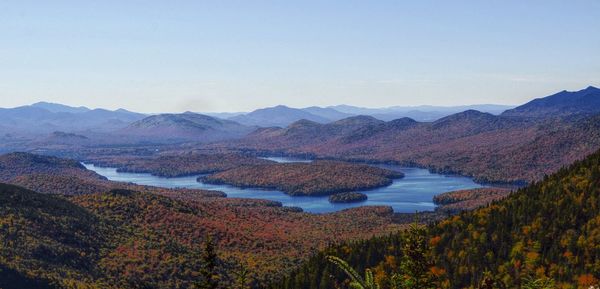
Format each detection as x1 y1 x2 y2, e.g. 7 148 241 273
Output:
502 86 600 118
122 113 252 142
332 115 383 126
231 105 328 127
30 102 90 113
288 119 321 128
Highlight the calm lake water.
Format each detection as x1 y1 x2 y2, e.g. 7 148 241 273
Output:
84 157 485 214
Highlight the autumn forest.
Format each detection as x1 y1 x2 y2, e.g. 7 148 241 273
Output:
1 2 600 288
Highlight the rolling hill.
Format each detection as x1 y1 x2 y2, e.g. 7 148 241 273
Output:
230 105 330 127
0 152 105 182
0 183 112 289
120 112 256 142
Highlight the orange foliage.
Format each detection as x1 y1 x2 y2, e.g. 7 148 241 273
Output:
577 274 599 287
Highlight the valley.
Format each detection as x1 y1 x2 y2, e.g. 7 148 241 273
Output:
0 86 599 288
3 3 599 288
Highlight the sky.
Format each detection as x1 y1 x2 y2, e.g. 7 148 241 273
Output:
1 1 599 113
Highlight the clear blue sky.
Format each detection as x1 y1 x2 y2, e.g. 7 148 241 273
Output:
1 0 599 112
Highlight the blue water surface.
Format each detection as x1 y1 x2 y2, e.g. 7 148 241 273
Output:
84 157 484 213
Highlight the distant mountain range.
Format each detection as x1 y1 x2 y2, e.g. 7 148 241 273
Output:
0 102 145 135
1 87 598 151
0 99 515 145
218 103 515 127
218 86 600 184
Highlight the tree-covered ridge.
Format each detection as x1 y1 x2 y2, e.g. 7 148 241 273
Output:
201 161 403 196
0 183 113 288
217 110 600 184
432 188 512 213
273 149 600 288
87 153 274 177
431 148 600 287
0 152 225 197
0 152 104 181
0 185 237 289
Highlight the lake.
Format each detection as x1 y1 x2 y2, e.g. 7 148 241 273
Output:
84 157 485 213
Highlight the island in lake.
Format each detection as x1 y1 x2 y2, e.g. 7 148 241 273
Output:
200 160 403 196
328 192 368 203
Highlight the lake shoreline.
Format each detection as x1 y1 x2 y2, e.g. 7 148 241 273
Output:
83 158 486 214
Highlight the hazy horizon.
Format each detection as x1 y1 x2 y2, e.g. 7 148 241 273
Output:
2 1 599 113
3 99 521 114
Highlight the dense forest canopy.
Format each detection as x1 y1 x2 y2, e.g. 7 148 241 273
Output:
272 148 600 288
201 161 403 196
0 152 405 288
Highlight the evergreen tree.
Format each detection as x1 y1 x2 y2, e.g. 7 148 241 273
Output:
477 271 506 289
521 276 555 289
200 236 220 289
393 221 436 289
327 255 380 289
232 264 251 289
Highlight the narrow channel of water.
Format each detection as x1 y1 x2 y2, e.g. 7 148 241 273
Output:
84 157 485 213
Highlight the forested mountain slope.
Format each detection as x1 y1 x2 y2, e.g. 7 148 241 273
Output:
0 184 113 289
272 148 600 288
502 86 600 118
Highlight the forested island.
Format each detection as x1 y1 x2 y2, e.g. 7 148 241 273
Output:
84 153 273 177
200 161 403 196
328 192 368 203
433 187 513 213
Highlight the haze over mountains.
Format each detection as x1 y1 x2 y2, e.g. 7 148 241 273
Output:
218 103 514 127
0 102 145 135
0 87 597 153
229 105 331 127
217 86 600 183
1 101 513 137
